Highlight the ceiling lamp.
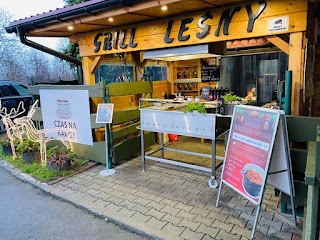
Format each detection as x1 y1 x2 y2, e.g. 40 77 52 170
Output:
143 43 225 61
161 5 168 11
108 17 114 22
67 26 74 30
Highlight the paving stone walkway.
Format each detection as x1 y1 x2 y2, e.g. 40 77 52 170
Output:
1 157 302 240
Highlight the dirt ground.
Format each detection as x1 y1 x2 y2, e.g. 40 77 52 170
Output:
147 135 227 169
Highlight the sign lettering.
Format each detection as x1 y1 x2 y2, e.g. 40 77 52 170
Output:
92 1 267 54
94 28 138 53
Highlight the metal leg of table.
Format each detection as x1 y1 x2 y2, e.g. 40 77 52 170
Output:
208 139 218 189
141 129 145 171
160 132 164 158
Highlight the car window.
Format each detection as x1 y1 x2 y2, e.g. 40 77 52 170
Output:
0 85 18 96
12 84 29 96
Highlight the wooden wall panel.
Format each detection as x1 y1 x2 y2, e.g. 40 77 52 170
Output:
152 81 170 98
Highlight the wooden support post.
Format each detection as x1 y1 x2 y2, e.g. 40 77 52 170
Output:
82 56 96 85
288 32 305 115
82 56 102 112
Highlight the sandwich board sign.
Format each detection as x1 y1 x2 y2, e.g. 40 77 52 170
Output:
216 105 296 239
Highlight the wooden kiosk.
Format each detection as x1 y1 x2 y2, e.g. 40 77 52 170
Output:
5 1 320 237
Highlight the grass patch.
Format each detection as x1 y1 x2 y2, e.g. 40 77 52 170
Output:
0 149 90 182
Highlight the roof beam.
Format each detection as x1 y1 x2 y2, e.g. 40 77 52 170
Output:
266 36 289 55
90 56 102 74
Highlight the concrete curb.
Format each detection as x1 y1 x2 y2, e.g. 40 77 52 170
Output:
0 160 161 240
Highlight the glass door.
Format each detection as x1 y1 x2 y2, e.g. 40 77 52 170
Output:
258 59 278 104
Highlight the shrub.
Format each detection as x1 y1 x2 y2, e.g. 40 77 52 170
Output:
0 135 11 146
16 138 40 154
47 146 76 171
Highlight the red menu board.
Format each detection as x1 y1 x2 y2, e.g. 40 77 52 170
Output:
221 106 280 203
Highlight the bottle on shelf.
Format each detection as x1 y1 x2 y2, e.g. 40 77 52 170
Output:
188 68 193 78
223 87 229 96
177 68 182 79
220 87 225 98
193 67 197 78
216 87 221 100
213 87 217 100
183 69 187 79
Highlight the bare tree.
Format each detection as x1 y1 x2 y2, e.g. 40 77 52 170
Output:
0 9 77 84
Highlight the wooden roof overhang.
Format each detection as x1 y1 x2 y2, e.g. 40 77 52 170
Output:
8 0 246 38
6 0 308 58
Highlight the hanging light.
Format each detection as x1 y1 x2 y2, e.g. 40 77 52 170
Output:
161 5 168 11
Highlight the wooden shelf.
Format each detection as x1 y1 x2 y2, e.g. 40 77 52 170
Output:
177 90 199 93
174 78 201 83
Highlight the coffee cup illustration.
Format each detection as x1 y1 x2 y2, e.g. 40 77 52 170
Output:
56 99 72 118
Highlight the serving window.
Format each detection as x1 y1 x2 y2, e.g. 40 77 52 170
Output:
220 52 288 105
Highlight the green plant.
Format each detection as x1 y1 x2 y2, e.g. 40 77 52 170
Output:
16 138 40 154
0 135 11 146
222 93 242 102
184 102 206 113
0 151 72 181
47 146 76 170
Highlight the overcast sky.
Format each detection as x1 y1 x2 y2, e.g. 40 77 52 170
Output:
1 0 66 49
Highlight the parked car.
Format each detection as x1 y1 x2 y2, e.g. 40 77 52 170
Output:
0 81 33 132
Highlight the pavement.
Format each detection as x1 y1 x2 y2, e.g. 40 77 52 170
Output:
0 155 302 240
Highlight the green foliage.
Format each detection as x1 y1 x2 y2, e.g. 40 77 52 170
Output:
0 135 10 146
222 93 242 102
246 99 256 106
0 151 71 181
0 146 89 182
16 139 40 154
184 103 206 114
62 43 80 69
63 0 90 6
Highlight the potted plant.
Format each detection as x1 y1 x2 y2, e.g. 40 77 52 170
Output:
47 146 76 171
221 93 243 115
0 134 13 155
16 138 40 163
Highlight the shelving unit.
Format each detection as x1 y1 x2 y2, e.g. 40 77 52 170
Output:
169 59 220 97
172 59 201 95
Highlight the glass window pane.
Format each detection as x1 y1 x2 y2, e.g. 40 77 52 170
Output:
0 86 17 96
95 64 134 84
12 84 29 96
144 66 167 81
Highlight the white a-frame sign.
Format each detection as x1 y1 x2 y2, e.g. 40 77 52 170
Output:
216 105 296 240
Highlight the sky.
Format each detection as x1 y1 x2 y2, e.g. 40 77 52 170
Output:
1 0 66 49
